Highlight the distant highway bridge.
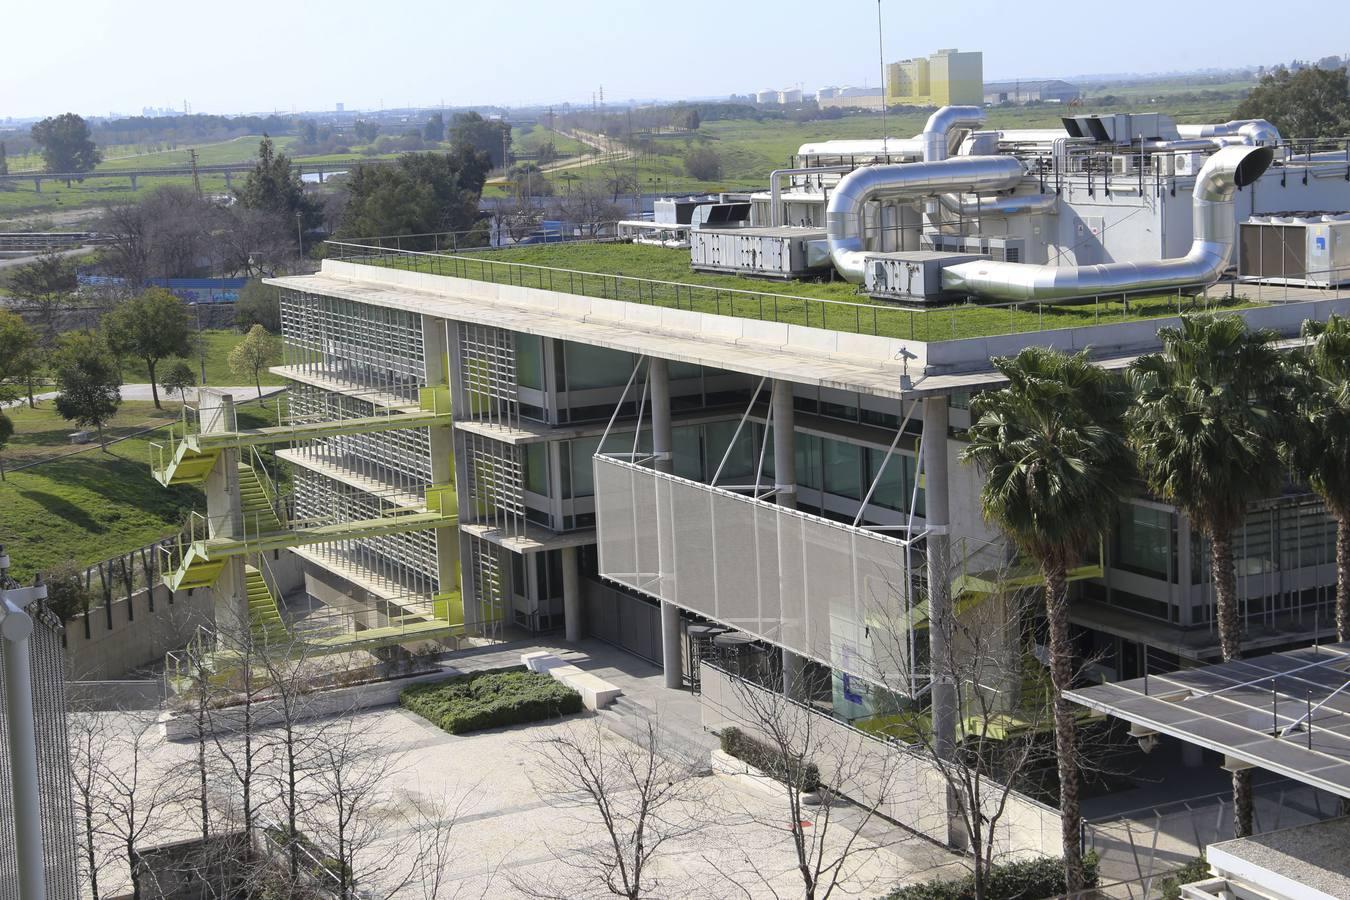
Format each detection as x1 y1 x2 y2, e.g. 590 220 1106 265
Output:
0 156 401 192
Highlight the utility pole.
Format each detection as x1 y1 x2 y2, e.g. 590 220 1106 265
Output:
188 148 202 198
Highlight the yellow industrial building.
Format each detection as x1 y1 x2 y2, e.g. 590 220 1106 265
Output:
887 48 983 107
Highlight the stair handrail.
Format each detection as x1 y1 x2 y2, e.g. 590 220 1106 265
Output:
247 446 289 530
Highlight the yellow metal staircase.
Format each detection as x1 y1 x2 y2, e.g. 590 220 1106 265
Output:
245 564 288 645
237 460 284 533
149 386 451 487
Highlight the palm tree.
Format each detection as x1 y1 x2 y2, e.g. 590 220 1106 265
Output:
962 347 1136 892
1126 313 1287 838
1286 315 1350 641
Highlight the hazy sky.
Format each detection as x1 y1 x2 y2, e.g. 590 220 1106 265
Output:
3 0 1343 119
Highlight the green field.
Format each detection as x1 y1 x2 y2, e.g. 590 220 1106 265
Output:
118 329 287 391
539 95 1243 196
383 242 1259 342
0 400 276 582
3 400 182 467
512 125 589 157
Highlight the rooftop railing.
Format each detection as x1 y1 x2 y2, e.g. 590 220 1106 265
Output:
324 238 1285 342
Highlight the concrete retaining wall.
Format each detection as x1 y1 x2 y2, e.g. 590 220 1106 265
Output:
64 585 215 681
698 664 1061 859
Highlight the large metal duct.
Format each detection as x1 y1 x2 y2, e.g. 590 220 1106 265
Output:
1177 119 1282 146
937 190 1059 217
940 145 1275 301
921 106 986 161
826 156 1026 282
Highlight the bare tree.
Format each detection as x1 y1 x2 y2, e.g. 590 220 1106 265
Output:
68 708 116 900
550 182 625 238
516 718 704 899
712 664 903 900
894 585 1057 899
99 712 180 900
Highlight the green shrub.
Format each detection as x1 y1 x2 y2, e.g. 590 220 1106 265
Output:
400 668 582 735
719 726 821 793
1157 857 1209 900
880 852 1099 900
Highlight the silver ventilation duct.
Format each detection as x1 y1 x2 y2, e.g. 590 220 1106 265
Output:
940 145 1275 301
826 156 1026 282
937 191 1059 217
921 106 986 162
1177 119 1282 146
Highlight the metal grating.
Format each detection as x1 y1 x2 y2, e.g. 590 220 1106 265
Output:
469 535 505 639
288 383 433 495
292 468 441 596
280 290 426 401
593 454 917 692
463 434 526 537
457 323 519 427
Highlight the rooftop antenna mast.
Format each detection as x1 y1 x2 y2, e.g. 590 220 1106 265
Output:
877 0 888 158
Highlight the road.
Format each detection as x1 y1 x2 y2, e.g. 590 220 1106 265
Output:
486 127 633 186
2 383 284 410
0 245 99 271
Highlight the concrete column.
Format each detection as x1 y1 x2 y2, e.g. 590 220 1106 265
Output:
650 358 672 474
661 599 682 689
771 379 808 696
771 379 797 510
1 605 47 900
562 545 582 642
923 395 964 849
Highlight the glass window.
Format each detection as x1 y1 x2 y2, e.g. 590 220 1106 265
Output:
795 433 823 490
517 335 545 390
1114 503 1172 580
865 448 906 512
524 443 549 496
706 421 755 482
672 426 703 480
565 436 602 499
563 342 634 391
670 361 702 381
823 439 862 500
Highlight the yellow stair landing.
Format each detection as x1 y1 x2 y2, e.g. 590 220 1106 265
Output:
185 408 452 453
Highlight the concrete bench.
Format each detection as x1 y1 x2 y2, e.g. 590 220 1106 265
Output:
521 651 563 673
69 430 92 444
544 664 621 710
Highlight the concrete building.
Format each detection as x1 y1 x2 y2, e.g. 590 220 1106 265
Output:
888 49 983 107
817 87 885 111
983 79 1081 105
135 103 1350 856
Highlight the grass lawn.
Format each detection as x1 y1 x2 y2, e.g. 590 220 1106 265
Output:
0 401 277 583
3 400 183 467
384 242 1261 341
119 329 287 390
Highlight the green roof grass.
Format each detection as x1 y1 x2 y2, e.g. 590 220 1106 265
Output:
350 241 1262 343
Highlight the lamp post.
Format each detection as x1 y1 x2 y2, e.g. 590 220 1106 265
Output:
0 545 47 900
295 210 304 257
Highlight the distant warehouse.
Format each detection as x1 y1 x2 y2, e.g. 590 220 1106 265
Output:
983 79 1081 105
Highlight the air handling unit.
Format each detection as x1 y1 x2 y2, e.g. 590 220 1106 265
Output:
1239 215 1350 287
863 250 984 303
689 226 830 279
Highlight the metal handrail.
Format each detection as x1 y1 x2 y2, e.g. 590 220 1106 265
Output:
324 239 1279 341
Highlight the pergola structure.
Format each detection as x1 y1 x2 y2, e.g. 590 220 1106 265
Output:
1066 642 1350 799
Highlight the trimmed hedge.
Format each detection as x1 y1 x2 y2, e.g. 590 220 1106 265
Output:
720 726 821 793
1158 857 1209 900
400 668 583 735
880 852 1099 900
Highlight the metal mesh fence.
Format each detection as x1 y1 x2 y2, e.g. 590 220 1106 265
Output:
594 455 915 689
